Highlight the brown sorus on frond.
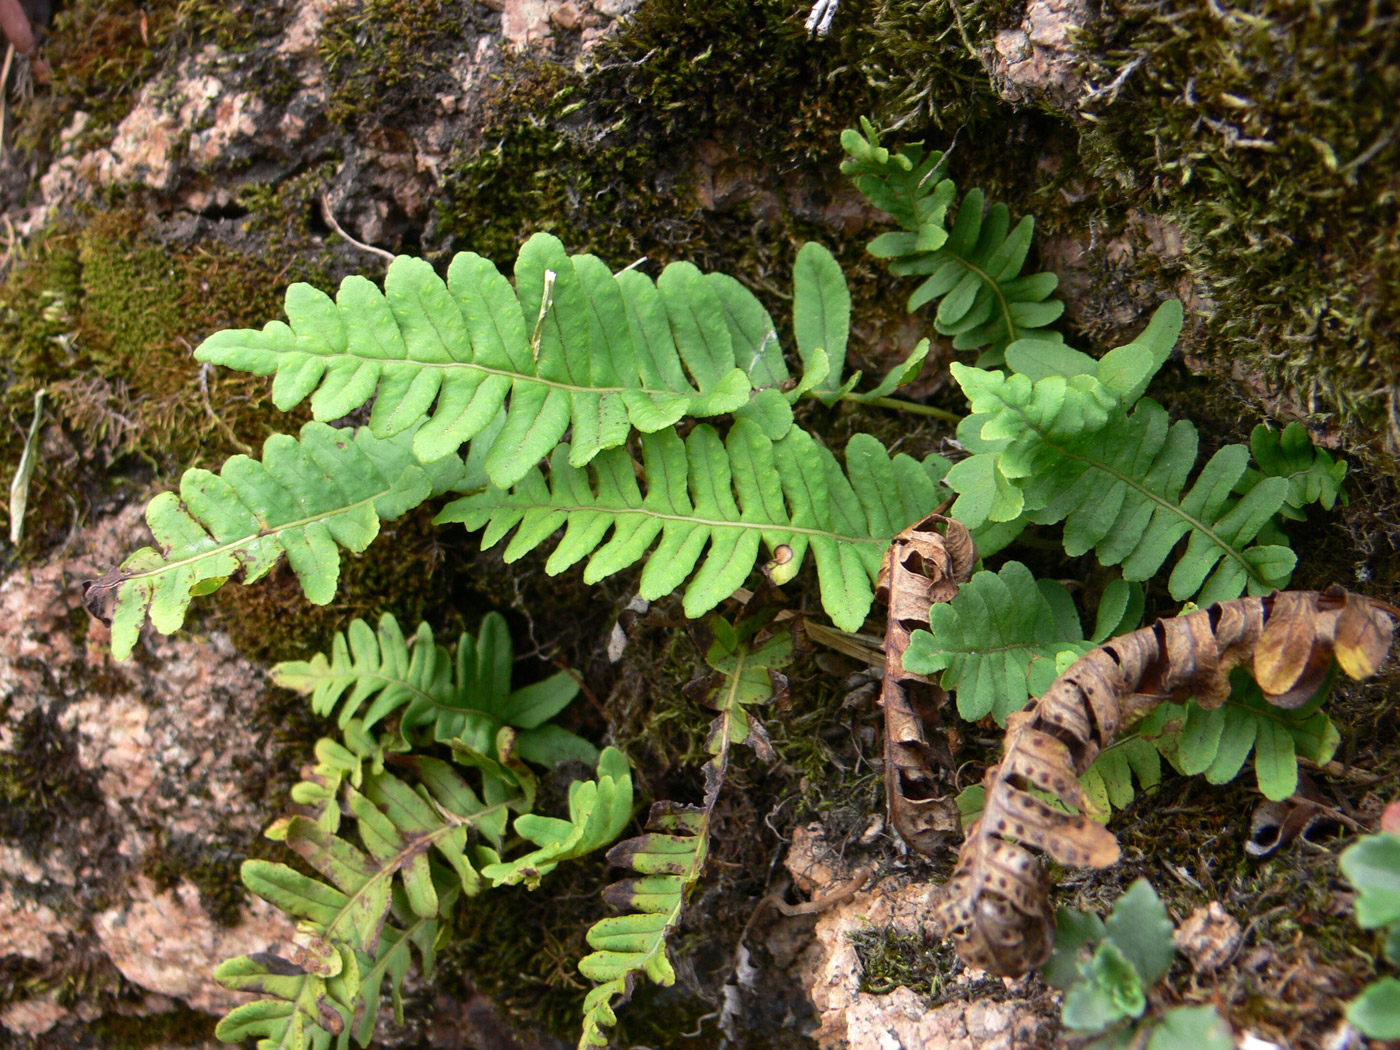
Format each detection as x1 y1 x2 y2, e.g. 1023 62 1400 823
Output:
939 587 1398 978
875 513 976 855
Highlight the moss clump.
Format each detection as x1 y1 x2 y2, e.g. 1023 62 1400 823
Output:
0 707 108 862
139 830 271 929
319 0 477 127
851 928 957 997
84 1005 218 1049
0 208 311 556
1076 0 1400 457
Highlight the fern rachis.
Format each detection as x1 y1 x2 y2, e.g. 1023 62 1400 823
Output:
437 422 950 632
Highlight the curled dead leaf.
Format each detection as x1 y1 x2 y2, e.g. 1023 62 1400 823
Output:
875 514 975 854
940 587 1398 976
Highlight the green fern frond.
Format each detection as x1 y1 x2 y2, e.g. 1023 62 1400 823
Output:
903 565 1143 723
841 119 1063 367
436 421 949 632
271 611 596 769
215 943 361 1050
480 746 634 889
217 755 501 1050
578 609 792 1047
84 423 465 661
194 234 839 486
1082 665 1341 817
1162 670 1341 801
1077 724 1169 821
944 309 1307 605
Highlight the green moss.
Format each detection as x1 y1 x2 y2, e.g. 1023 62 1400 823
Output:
319 0 476 127
139 832 258 928
0 208 313 556
236 157 346 258
1074 0 1400 461
0 707 107 862
84 1005 218 1049
851 928 956 997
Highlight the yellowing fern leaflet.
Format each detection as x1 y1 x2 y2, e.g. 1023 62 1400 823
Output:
578 609 793 1048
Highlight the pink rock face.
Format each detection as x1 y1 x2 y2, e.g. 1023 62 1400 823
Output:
990 0 1089 107
776 825 1054 1050
0 508 287 1037
94 876 297 1014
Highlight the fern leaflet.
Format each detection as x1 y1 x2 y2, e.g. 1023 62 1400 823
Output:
478 747 634 889
192 234 864 486
286 719 407 834
903 563 1143 723
83 423 466 660
1241 421 1348 521
272 612 597 774
578 609 793 1047
841 118 1064 367
216 755 502 1050
1159 669 1341 801
436 421 949 632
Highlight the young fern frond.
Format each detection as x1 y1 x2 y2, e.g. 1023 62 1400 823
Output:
217 755 505 1050
436 421 951 632
1241 421 1348 521
578 610 793 1048
841 118 1064 367
272 611 597 770
944 303 1318 604
1161 670 1341 801
83 423 467 660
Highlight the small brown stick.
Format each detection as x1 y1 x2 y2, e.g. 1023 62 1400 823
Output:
752 864 876 922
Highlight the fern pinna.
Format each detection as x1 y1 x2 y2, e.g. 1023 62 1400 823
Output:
578 607 794 1047
219 614 632 1050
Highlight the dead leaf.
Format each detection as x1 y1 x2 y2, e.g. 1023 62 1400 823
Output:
940 587 1398 977
875 514 974 855
1245 772 1337 857
1173 903 1242 974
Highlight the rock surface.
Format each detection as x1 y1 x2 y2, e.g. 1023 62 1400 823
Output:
0 507 293 1042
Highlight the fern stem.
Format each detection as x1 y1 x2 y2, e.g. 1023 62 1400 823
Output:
460 499 890 547
859 395 961 423
321 799 506 935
